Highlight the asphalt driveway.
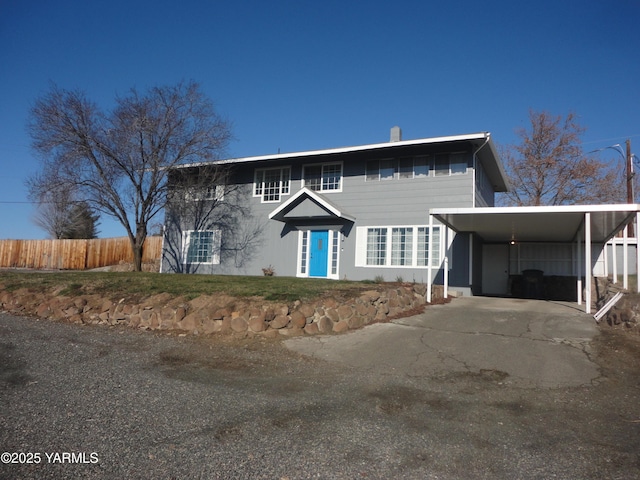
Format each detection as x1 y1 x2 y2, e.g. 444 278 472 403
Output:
285 296 600 388
2 297 639 479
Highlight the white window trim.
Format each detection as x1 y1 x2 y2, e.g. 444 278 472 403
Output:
355 225 444 269
182 230 221 265
297 229 340 279
253 166 291 203
302 162 343 193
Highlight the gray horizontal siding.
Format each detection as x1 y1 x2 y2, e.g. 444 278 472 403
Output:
163 153 480 287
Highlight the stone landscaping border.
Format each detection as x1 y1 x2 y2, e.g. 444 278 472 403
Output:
594 277 640 328
0 283 446 337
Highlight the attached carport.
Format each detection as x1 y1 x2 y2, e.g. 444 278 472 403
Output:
429 204 640 313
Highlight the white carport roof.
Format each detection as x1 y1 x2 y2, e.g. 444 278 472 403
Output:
431 204 640 243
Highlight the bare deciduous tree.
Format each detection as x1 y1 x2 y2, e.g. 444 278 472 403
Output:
27 81 231 270
162 164 263 273
31 184 76 239
499 110 619 206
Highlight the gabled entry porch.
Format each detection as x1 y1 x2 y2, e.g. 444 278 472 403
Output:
269 188 355 279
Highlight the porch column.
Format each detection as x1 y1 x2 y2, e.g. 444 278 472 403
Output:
585 212 592 314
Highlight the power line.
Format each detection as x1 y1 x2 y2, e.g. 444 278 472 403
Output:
582 134 640 146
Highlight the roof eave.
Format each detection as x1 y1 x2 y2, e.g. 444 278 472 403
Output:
173 132 497 169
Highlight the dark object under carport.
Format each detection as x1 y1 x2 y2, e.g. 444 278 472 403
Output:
522 269 544 299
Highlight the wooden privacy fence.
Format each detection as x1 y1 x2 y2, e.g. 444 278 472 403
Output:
0 236 163 270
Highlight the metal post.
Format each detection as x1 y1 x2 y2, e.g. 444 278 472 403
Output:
577 229 582 306
624 223 629 290
468 234 474 288
443 227 449 299
637 212 640 293
612 236 618 284
427 214 433 303
585 212 592 315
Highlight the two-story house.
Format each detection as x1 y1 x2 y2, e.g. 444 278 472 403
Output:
161 127 640 312
161 128 508 295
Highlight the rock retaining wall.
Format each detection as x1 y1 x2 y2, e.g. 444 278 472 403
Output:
0 283 444 337
594 277 640 327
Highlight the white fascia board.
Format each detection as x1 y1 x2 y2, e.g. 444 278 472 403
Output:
268 187 355 221
176 132 492 169
483 135 510 191
431 204 640 215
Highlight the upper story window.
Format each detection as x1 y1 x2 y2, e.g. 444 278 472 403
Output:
185 184 225 202
399 156 429 179
366 153 467 181
450 153 468 175
303 162 343 192
436 153 467 176
366 159 397 181
254 166 290 202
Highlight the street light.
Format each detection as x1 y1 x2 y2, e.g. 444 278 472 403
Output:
590 141 639 291
591 141 634 203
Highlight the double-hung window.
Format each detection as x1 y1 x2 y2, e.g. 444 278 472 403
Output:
303 162 342 192
417 227 441 267
356 225 442 268
366 228 387 265
185 184 225 202
183 230 221 264
391 227 413 265
254 167 290 202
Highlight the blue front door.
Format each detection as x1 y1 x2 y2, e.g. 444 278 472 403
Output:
309 230 329 277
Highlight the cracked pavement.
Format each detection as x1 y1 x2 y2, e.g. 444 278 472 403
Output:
285 296 601 388
2 299 639 479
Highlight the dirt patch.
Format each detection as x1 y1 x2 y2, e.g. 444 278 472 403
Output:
593 325 640 379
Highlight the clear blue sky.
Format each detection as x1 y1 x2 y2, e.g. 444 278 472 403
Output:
1 0 639 239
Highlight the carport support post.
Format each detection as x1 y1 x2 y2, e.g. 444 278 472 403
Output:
443 227 449 299
637 212 640 293
623 224 629 290
577 229 582 307
585 212 592 315
612 236 618 284
427 214 433 303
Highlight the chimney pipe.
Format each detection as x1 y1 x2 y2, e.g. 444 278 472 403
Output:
390 126 402 142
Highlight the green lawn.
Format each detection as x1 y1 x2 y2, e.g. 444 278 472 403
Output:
0 271 379 303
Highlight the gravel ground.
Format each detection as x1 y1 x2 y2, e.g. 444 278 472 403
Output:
1 311 640 479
